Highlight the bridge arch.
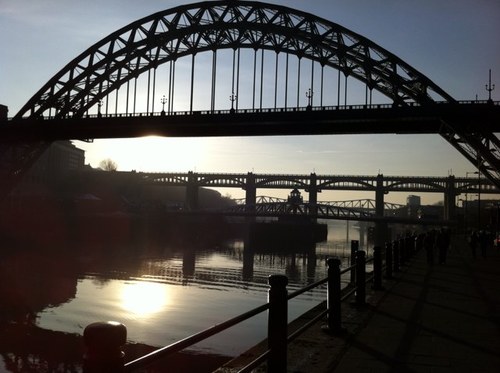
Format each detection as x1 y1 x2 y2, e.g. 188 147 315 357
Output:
15 0 455 119
318 179 377 191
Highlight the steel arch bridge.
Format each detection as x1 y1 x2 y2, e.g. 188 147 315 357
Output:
16 1 454 119
3 1 500 193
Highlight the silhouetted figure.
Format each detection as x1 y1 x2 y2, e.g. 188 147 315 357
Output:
436 228 450 264
424 230 435 265
469 231 478 259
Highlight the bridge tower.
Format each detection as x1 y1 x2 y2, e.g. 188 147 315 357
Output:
444 175 457 221
375 174 389 246
245 172 257 215
186 171 199 211
306 173 319 222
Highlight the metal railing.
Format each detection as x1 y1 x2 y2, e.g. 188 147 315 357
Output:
5 100 498 122
82 237 418 372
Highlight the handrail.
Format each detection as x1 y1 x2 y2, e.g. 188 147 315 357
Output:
287 277 328 300
83 237 419 373
6 100 499 121
124 302 270 371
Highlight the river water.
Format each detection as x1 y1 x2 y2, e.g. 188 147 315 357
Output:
0 219 367 372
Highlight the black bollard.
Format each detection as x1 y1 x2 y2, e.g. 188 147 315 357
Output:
83 321 127 373
325 257 342 333
372 246 383 290
385 241 393 279
267 274 288 373
355 250 366 306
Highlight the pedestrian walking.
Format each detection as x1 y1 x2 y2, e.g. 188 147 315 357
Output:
437 228 450 264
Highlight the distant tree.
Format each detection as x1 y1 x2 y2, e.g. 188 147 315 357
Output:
99 158 118 171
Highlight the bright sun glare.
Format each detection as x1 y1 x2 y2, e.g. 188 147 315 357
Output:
121 281 169 317
80 136 208 172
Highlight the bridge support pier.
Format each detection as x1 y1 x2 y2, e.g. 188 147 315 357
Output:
374 174 389 246
444 175 457 221
306 173 319 222
186 171 199 210
244 172 256 221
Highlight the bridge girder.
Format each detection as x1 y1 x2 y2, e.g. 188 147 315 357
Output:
140 171 499 195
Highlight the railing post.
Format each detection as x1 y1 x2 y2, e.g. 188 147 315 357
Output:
83 321 127 373
385 241 393 279
393 240 400 273
325 257 342 333
350 240 359 285
268 274 288 373
372 246 383 290
355 250 366 306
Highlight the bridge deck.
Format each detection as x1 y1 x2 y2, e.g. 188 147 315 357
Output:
286 238 500 372
2 102 500 141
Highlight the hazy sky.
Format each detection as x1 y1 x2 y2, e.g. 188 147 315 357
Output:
1 0 499 203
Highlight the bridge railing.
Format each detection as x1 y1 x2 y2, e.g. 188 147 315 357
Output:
6 100 498 121
82 237 418 372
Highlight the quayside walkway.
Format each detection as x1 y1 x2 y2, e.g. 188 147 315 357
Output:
283 237 500 373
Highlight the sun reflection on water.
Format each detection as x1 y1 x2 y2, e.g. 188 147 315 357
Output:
121 280 169 318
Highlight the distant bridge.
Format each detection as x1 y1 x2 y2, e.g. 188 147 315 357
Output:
2 0 500 198
233 196 404 212
183 196 447 225
137 171 499 222
223 196 407 223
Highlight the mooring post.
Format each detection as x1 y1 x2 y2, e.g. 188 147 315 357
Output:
385 241 393 279
350 240 359 285
267 274 288 373
372 246 383 290
393 240 400 273
355 250 366 306
325 257 342 332
83 321 127 373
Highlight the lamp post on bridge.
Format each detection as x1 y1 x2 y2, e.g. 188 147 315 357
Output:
160 95 167 115
229 92 237 113
306 88 313 110
97 99 103 118
486 69 495 103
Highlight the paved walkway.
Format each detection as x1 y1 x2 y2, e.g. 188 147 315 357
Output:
286 237 500 372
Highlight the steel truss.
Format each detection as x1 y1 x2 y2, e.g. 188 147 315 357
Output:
224 201 374 221
16 1 454 119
